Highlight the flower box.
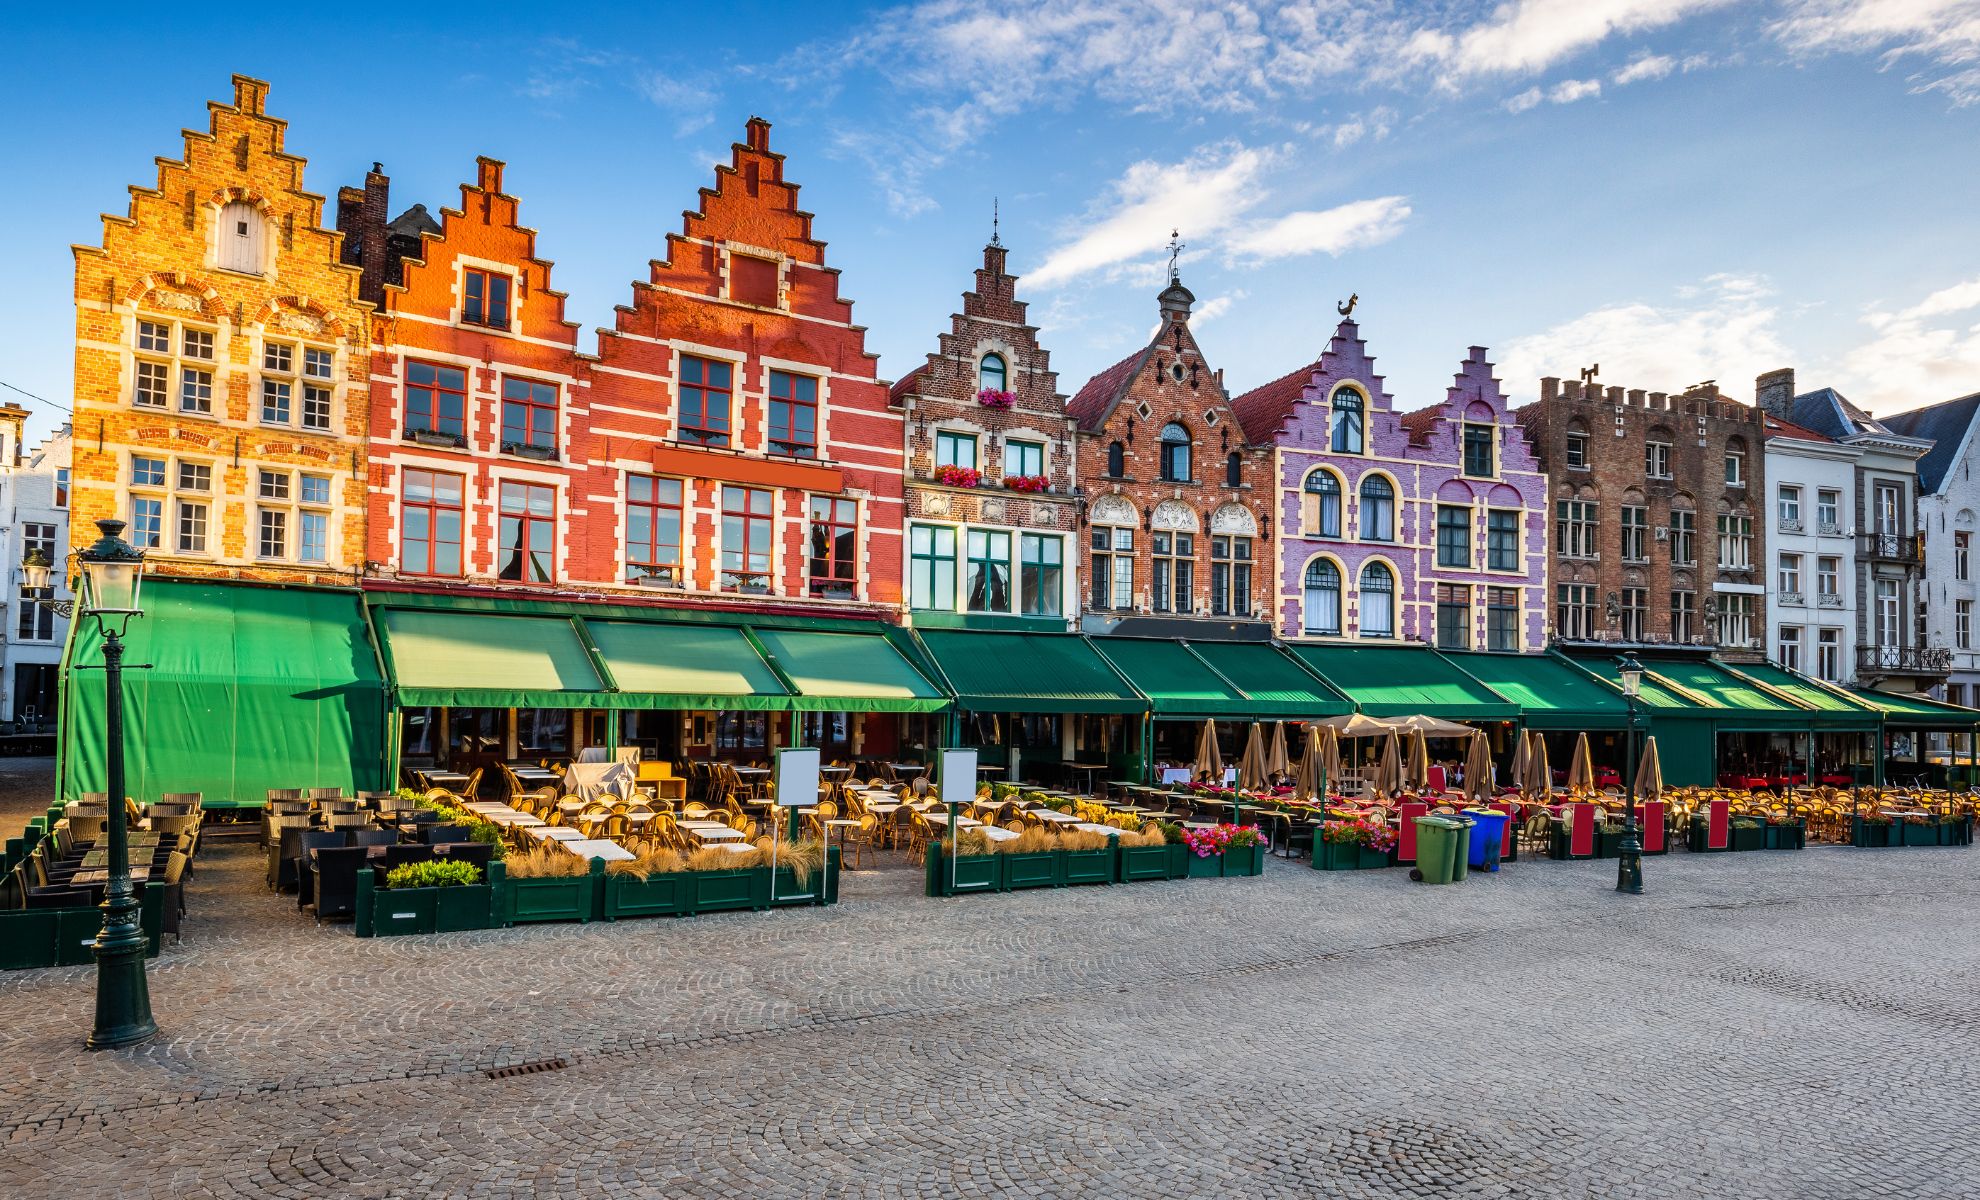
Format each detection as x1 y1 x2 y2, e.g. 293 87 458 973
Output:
1118 843 1180 881
1726 823 1764 853
1002 851 1058 890
356 872 497 937
1594 829 1622 859
1061 846 1115 886
1764 821 1806 851
1851 818 1893 848
603 871 691 919
503 860 604 924
689 868 761 913
1315 840 1388 871
924 846 999 897
1223 843 1267 877
1943 817 1974 846
1902 821 1940 847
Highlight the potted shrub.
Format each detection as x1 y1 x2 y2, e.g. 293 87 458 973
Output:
360 858 494 936
1942 814 1974 847
1901 816 1939 847
924 833 998 897
1316 816 1393 871
1852 814 1893 848
998 827 1060 890
1765 816 1806 850
502 845 604 924
603 848 691 919
1729 817 1766 853
1594 820 1625 859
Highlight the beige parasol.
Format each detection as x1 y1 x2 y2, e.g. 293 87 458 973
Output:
1193 718 1224 787
1509 730 1530 793
1525 732 1553 800
1633 735 1664 803
1372 728 1402 798
1319 723 1342 796
1464 729 1494 804
1314 712 1396 739
1237 722 1270 794
1405 727 1430 794
1267 722 1290 780
1293 726 1323 804
1566 731 1595 794
1390 713 1477 739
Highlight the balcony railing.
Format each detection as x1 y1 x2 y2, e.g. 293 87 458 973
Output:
1856 645 1953 675
1859 531 1925 564
1817 593 1844 608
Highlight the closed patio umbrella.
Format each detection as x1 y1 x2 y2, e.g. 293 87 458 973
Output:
1267 722 1290 781
1525 732 1553 800
1238 722 1269 794
1373 728 1402 798
1509 730 1531 793
1634 736 1664 803
1194 718 1224 787
1566 732 1595 794
1464 729 1494 804
1405 728 1430 795
1294 726 1323 804
1319 723 1342 797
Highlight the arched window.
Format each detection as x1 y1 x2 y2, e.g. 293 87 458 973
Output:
1303 470 1341 538
1106 440 1125 478
1330 386 1364 454
1303 559 1341 635
1160 422 1191 482
1358 475 1394 541
1225 452 1241 487
218 200 264 274
1358 562 1395 638
978 353 1007 393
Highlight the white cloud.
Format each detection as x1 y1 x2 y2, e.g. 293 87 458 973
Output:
1194 291 1246 325
1505 86 1545 112
1497 274 1792 399
1550 77 1604 102
1613 52 1677 83
1773 0 1980 104
636 74 717 137
1228 197 1412 259
1326 107 1397 148
1840 273 1980 410
1407 0 1735 81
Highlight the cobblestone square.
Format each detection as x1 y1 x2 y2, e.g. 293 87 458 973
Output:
1 762 1975 1198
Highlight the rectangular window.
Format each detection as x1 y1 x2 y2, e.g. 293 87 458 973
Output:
1960 600 1973 651
911 525 957 610
1152 532 1194 614
1725 447 1745 486
1671 590 1696 642
1620 506 1648 562
1817 627 1841 681
1620 587 1647 641
625 474 684 583
1436 505 1471 568
1644 441 1671 478
131 497 163 549
264 341 293 374
1667 510 1694 565
1486 509 1519 571
258 508 288 559
182 327 213 361
965 529 1012 612
405 361 467 440
300 384 332 431
1555 584 1595 640
1720 593 1756 647
132 455 166 487
258 469 290 500
1209 536 1251 617
300 473 331 506
21 524 54 559
1435 583 1470 650
135 360 169 408
179 367 213 414
400 469 465 577
935 430 977 471
1816 489 1840 532
1555 500 1597 558
1817 556 1840 596
138 320 170 353
298 511 328 564
1461 423 1494 477
304 346 333 380
719 485 773 592
1020 533 1064 617
768 371 819 458
1778 552 1802 595
1778 485 1801 526
260 378 292 425
1779 626 1803 672
678 355 734 448
808 496 858 598
1565 431 1588 469
178 461 211 493
462 268 511 328
1875 483 1901 534
1717 516 1753 569
1003 440 1044 479
1486 587 1520 652
176 500 208 553
498 482 556 582
1091 527 1132 610
53 468 68 509
1958 532 1971 582
500 377 558 453
16 588 52 642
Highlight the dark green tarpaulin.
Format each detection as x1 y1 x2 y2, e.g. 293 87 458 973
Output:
1850 687 1980 729
749 628 947 713
914 629 1144 714
1443 652 1627 729
60 580 386 807
1091 638 1250 718
1719 662 1879 729
1183 641 1353 717
1287 644 1518 720
586 620 789 710
377 608 617 708
1561 654 1706 714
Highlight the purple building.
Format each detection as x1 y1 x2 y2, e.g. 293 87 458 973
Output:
1232 318 1549 650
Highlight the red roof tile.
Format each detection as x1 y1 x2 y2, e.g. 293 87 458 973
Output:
1229 359 1319 444
1398 403 1442 446
888 363 925 405
1763 413 1834 443
1066 347 1150 431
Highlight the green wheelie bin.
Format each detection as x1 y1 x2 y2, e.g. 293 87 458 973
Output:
1411 816 1463 884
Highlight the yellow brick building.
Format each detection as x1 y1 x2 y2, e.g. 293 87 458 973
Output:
72 75 371 584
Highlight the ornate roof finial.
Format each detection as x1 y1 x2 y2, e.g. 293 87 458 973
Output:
991 198 1001 248
1166 228 1184 284
1337 293 1358 319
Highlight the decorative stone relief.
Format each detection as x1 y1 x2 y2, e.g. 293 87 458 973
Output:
1090 493 1136 525
1152 499 1198 532
1209 503 1256 535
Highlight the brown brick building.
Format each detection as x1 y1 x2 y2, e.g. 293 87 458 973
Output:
1070 271 1274 638
890 237 1078 628
1517 377 1768 655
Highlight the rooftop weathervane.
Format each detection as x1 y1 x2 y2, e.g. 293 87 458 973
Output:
1337 293 1358 318
1166 229 1183 284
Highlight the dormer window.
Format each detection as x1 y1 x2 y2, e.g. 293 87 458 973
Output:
217 201 263 274
978 353 1007 393
1159 423 1191 482
463 268 512 328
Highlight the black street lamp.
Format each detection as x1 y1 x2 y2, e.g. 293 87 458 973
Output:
21 547 77 620
1615 652 1645 895
73 520 156 1049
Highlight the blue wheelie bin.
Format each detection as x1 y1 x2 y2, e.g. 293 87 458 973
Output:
1463 808 1507 873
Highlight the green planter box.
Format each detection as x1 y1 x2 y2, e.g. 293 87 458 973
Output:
0 887 165 970
604 871 691 919
1552 829 1596 860
689 868 761 913
1943 817 1974 846
924 846 999 897
1119 842 1180 882
764 853 837 908
1902 822 1940 847
504 860 604 924
1223 843 1267 876
1764 822 1806 851
1314 840 1388 871
1594 830 1622 859
1730 824 1766 853
1851 818 1893 848
357 873 497 937
1002 851 1059 890
1184 848 1226 878
1062 846 1115 886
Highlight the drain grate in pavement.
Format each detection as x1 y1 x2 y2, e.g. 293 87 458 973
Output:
485 1057 569 1080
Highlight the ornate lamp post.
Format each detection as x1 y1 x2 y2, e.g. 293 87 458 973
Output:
21 547 77 619
72 520 156 1049
1615 651 1645 895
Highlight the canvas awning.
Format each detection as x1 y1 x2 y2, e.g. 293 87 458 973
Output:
1183 640 1354 717
1718 662 1880 730
1090 637 1250 719
1444 651 1629 730
1286 644 1518 720
913 629 1144 714
1632 657 1827 732
1849 686 1980 729
61 580 388 807
585 620 788 711
377 608 618 709
748 628 948 713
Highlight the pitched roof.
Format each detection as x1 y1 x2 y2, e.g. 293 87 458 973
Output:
1230 359 1318 444
1885 390 1980 493
1762 412 1834 443
1066 347 1150 431
387 203 440 239
1788 387 1900 441
888 363 925 405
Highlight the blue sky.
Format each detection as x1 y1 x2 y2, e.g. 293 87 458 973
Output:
5 1 1980 444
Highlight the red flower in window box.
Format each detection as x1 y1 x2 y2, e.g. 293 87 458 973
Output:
1004 474 1050 493
976 387 1016 410
933 464 981 488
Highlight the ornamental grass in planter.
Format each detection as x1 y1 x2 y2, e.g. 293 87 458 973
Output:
1729 817 1767 852
502 846 602 924
1764 817 1807 851
1059 828 1117 885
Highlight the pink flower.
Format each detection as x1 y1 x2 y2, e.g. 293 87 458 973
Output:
976 388 1016 410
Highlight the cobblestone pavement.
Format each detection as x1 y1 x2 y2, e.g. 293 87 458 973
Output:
3 759 1976 1198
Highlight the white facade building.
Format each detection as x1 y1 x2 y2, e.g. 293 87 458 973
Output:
0 407 73 728
1886 391 1980 708
1762 417 1858 682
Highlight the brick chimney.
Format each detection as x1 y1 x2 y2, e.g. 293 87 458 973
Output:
745 117 771 152
336 162 393 306
1755 368 1796 419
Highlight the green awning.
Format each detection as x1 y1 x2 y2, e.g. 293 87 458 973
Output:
1443 652 1628 729
1850 686 1980 728
1091 638 1250 718
914 629 1144 714
1564 654 1732 718
1185 641 1353 717
1287 644 1518 720
749 628 947 712
586 621 788 711
60 580 387 806
1638 657 1817 731
1720 662 1880 730
378 608 618 708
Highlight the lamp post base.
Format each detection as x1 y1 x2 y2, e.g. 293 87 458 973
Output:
1615 822 1644 895
87 915 156 1049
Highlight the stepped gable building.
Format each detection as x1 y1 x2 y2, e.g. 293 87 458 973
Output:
1517 376 1768 656
1070 266 1273 638
71 75 374 584
1234 319 1548 650
346 156 592 588
586 117 904 614
890 235 1077 628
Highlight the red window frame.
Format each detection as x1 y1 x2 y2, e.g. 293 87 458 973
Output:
498 481 556 583
400 468 464 577
768 370 819 458
463 268 511 328
808 496 858 598
405 361 467 440
678 355 733 447
625 474 684 582
720 485 773 592
500 376 558 452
